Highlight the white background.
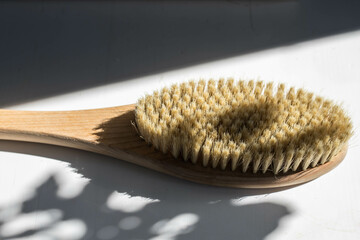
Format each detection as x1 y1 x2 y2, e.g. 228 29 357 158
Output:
0 1 360 240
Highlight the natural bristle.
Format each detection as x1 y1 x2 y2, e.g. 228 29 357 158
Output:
135 79 353 174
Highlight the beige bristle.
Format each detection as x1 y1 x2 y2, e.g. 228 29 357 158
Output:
135 79 353 174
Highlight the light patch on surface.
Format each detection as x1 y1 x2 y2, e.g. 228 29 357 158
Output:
106 191 159 213
150 213 199 240
0 154 62 206
119 216 141 230
0 152 88 206
0 204 21 222
97 225 119 240
37 219 86 240
9 30 360 112
55 169 90 199
0 209 63 237
230 194 270 206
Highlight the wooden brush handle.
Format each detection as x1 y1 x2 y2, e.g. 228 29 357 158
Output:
0 105 135 154
0 105 348 188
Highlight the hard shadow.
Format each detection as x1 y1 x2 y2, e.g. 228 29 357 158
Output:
1 0 360 106
0 140 291 240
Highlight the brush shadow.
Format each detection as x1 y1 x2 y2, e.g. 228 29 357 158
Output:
0 140 291 240
1 0 360 106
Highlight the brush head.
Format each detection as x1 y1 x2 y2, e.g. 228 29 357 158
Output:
134 79 352 174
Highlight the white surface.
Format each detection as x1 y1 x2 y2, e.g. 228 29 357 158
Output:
1 24 360 240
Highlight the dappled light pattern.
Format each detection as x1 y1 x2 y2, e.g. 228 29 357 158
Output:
0 140 292 240
0 173 290 240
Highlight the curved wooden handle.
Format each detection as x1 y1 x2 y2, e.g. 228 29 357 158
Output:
0 105 135 153
0 105 348 188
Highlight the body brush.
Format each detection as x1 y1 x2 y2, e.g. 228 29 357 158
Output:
0 79 352 188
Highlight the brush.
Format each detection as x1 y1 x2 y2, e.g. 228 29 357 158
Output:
0 79 352 188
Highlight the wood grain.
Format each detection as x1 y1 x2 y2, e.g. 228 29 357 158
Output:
0 104 348 188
